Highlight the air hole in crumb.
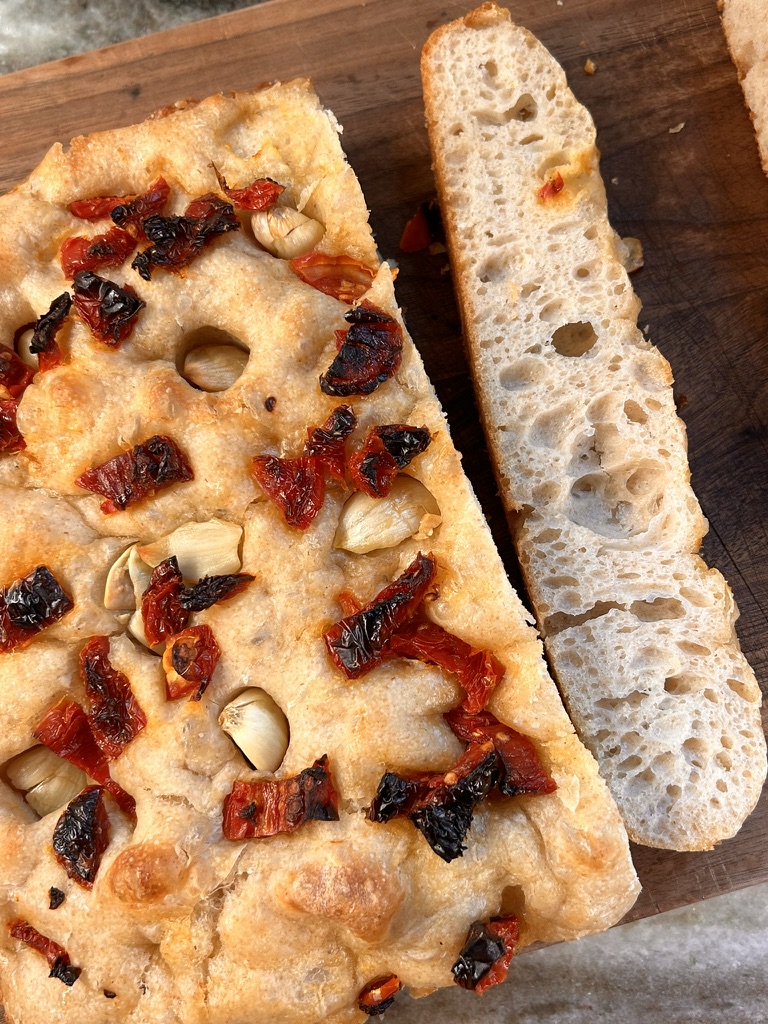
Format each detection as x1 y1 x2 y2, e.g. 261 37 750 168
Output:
178 327 249 393
629 597 684 622
666 784 681 798
664 676 693 695
520 133 544 145
624 399 648 424
499 884 525 918
550 321 597 356
726 678 753 701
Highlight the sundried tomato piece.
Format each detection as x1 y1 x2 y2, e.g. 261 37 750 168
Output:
73 270 145 346
9 920 82 986
33 699 136 818
324 552 437 679
305 404 357 485
399 199 444 253
179 573 255 612
132 193 240 280
369 741 499 862
348 424 432 498
49 887 65 910
75 434 194 514
80 636 146 758
451 916 519 994
222 755 339 840
320 303 403 397
69 177 170 228
538 171 564 200
445 707 557 797
289 251 376 304
252 454 325 529
141 557 188 647
52 785 111 890
60 227 136 279
162 624 221 701
358 975 403 1016
0 342 34 399
0 566 73 654
388 621 504 713
29 293 72 372
0 399 25 454
213 167 285 211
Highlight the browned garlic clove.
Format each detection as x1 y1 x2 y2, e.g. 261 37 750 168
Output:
218 688 289 772
137 519 242 581
251 206 325 260
334 476 442 554
5 746 86 817
182 343 249 393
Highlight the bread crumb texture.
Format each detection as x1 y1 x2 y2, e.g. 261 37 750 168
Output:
422 3 766 850
721 0 768 176
0 83 638 1023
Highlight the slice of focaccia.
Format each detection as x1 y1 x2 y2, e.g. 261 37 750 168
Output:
0 82 638 1023
422 4 767 850
720 0 768 177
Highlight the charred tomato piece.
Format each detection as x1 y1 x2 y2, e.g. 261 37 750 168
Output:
132 193 240 280
252 454 325 530
304 404 357 485
222 755 339 840
75 434 194 514
52 785 111 889
320 303 403 397
445 707 557 798
141 557 188 647
399 199 444 253
162 624 221 701
69 176 170 229
80 636 147 759
29 293 72 372
451 916 519 994
324 552 436 679
0 342 34 399
369 742 499 862
60 227 136 279
0 399 25 454
213 168 285 211
73 270 145 347
179 573 255 612
0 566 73 653
34 698 136 818
348 424 432 498
388 621 504 714
289 251 376 304
9 920 81 986
48 887 65 910
358 975 403 1016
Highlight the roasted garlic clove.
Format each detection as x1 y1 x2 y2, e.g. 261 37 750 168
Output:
183 343 249 393
137 519 242 581
15 328 37 368
104 545 137 610
5 746 86 817
251 206 325 260
334 476 442 554
218 688 289 772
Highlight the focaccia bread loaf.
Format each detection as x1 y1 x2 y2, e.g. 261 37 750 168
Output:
422 4 767 850
0 82 639 1024
720 0 768 176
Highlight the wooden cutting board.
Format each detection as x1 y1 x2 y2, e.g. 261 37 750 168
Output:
0 0 765 926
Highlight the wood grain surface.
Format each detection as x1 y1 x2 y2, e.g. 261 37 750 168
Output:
0 0 765 925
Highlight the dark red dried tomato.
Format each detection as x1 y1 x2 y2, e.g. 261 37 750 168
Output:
132 193 240 280
162 624 221 701
33 698 136 819
324 552 437 679
75 434 194 514
348 424 432 498
72 270 145 346
289 251 375 303
451 916 519 994
60 227 136 279
69 176 170 228
213 167 285 211
0 566 73 654
369 741 499 862
304 404 357 484
9 920 81 986
445 707 557 798
48 887 65 910
222 755 339 840
0 399 25 454
178 573 255 612
29 293 72 372
388 621 504 713
399 207 432 253
538 172 564 200
252 454 325 529
79 636 147 759
0 342 34 398
358 975 403 1016
52 785 111 890
320 303 403 397
141 557 188 647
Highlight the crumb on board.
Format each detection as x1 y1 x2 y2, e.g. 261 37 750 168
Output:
669 122 686 134
584 58 596 74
